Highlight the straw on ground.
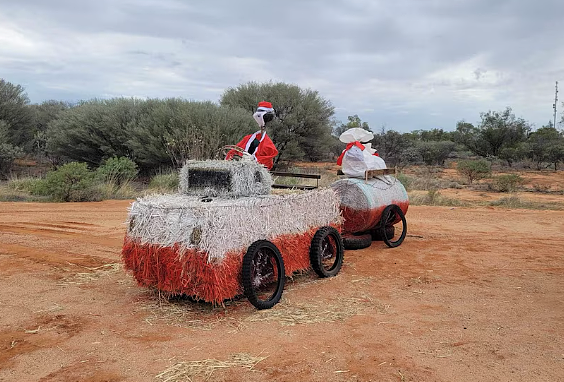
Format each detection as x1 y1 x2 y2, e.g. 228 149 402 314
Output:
155 353 267 382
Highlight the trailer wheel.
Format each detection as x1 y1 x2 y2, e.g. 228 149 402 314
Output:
342 233 372 250
310 226 344 278
370 226 395 241
379 204 407 248
242 240 285 310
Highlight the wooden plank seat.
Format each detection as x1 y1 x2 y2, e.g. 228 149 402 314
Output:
270 171 321 190
337 168 396 180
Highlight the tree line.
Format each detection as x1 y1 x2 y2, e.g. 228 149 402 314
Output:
1 78 564 178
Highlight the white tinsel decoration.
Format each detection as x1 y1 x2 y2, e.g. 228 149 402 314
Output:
179 160 272 198
331 176 408 210
126 188 341 262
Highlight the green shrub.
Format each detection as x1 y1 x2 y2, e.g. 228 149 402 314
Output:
9 177 44 193
44 162 98 202
408 190 467 207
95 181 138 200
396 172 458 191
457 160 491 184
148 172 179 193
0 143 23 178
396 173 413 190
96 156 138 186
490 174 523 192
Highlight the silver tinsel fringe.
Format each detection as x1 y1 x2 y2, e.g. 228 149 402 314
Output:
126 188 341 262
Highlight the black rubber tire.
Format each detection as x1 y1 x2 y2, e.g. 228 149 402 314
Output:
370 226 395 241
242 240 285 310
310 226 344 278
379 204 407 248
342 233 372 250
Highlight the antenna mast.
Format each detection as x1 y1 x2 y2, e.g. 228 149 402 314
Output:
554 81 559 128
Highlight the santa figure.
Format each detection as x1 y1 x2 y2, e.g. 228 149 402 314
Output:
337 127 386 178
226 101 278 169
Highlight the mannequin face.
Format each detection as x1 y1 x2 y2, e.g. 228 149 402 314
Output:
253 110 274 130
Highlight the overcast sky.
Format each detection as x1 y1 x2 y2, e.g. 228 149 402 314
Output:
1 0 562 132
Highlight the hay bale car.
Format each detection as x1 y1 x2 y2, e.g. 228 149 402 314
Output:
122 160 344 309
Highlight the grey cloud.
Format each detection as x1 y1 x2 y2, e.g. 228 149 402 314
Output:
0 0 562 132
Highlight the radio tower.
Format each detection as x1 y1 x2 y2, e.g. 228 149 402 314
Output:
554 81 559 128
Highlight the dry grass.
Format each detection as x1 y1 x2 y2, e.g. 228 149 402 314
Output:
95 181 139 199
0 181 51 202
488 195 564 210
133 272 383 330
244 295 387 326
156 353 267 382
58 263 122 285
134 292 241 330
408 190 469 207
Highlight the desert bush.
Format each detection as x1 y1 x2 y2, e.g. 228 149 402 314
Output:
0 121 24 178
532 183 551 193
416 140 456 166
396 173 413 190
7 176 50 196
457 159 491 184
96 156 138 186
95 181 138 200
397 171 459 191
489 174 524 192
43 162 99 202
148 171 179 193
408 190 467 207
489 196 563 210
221 81 335 164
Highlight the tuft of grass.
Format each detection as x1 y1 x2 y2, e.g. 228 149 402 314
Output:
0 179 53 202
397 172 461 192
94 180 139 200
7 176 50 195
488 174 524 192
531 183 551 193
408 190 468 207
489 195 563 210
0 188 50 202
4 175 140 202
148 172 179 193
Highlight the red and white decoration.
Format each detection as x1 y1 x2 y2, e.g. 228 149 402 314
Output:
337 128 386 178
122 188 341 303
226 101 278 169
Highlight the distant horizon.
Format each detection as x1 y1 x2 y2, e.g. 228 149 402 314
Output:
16 83 559 134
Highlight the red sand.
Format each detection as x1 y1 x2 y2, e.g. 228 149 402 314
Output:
1 200 563 381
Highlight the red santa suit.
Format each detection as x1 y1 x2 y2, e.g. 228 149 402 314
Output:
226 101 278 169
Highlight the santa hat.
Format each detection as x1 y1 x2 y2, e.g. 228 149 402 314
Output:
258 101 273 109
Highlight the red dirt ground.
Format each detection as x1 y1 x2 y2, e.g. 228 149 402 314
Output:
1 200 563 381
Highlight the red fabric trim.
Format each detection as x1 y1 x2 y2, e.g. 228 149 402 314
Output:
258 101 273 108
225 133 278 169
121 225 340 304
336 141 365 166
